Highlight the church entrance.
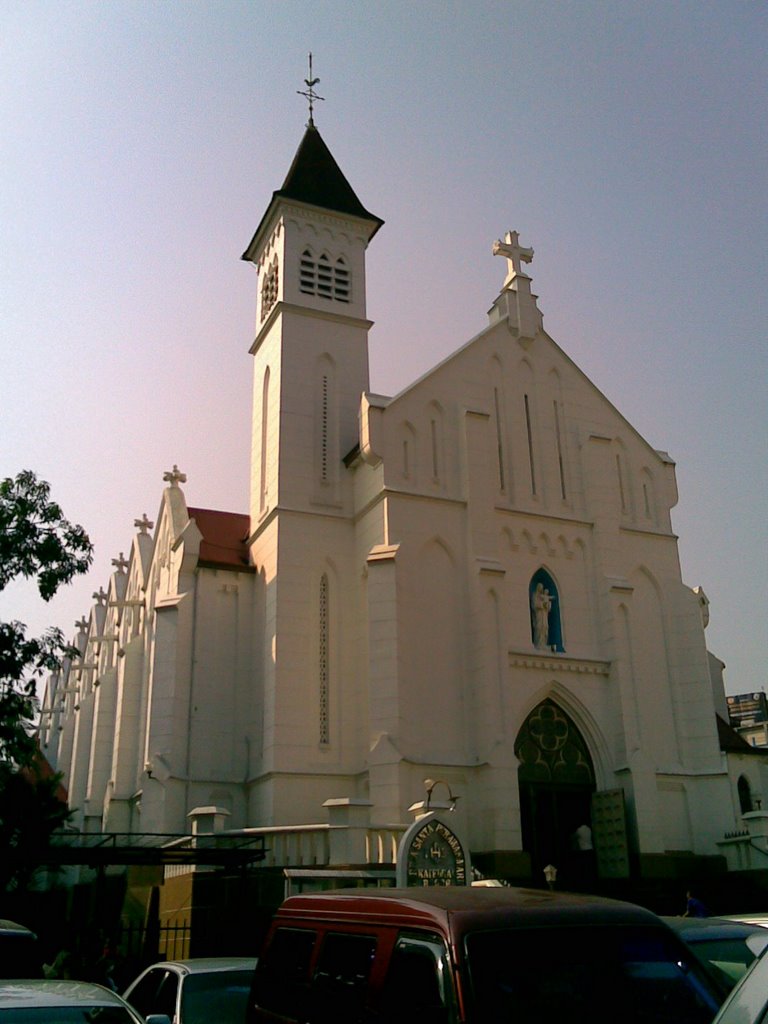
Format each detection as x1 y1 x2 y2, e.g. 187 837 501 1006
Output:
515 700 596 889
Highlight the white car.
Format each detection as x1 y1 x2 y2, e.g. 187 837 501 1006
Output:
712 941 768 1023
123 957 257 1024
0 979 145 1022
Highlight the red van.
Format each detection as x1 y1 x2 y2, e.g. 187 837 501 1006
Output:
247 886 724 1024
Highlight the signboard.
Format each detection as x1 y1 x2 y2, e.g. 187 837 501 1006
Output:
396 813 470 887
727 693 768 728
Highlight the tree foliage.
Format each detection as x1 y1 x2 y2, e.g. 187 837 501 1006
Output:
0 471 93 890
0 470 92 600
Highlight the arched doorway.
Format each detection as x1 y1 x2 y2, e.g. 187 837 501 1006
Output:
515 699 595 887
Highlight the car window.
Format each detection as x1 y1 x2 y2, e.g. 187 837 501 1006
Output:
251 926 317 1020
375 932 453 1024
465 925 721 1024
180 969 254 1024
125 967 178 1019
312 933 377 1024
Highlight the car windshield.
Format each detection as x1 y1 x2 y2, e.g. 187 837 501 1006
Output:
465 925 722 1024
179 969 253 1024
0 1008 137 1023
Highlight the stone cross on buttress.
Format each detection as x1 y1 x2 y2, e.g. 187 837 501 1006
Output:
111 552 129 574
75 617 89 634
92 587 107 607
163 465 187 488
493 230 534 278
134 513 154 535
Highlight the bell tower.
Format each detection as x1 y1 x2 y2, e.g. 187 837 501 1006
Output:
239 75 383 818
242 114 383 522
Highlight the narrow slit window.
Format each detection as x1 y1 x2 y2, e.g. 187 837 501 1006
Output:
616 454 627 513
431 419 439 480
260 368 270 512
553 400 567 500
321 375 329 482
524 394 536 495
494 387 506 491
319 574 329 745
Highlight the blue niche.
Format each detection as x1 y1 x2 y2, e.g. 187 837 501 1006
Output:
529 569 564 653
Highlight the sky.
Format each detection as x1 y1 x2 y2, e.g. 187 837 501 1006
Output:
1 0 765 699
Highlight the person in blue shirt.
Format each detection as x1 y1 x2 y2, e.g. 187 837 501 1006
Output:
684 889 709 917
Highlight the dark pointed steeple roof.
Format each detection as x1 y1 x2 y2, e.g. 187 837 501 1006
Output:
242 125 383 261
278 125 382 225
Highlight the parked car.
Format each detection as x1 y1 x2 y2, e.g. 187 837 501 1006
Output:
0 979 144 1022
722 912 768 928
712 942 768 1023
123 956 257 1024
663 915 768 990
247 886 725 1024
0 920 41 979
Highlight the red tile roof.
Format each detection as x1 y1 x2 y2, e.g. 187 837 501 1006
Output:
187 508 253 572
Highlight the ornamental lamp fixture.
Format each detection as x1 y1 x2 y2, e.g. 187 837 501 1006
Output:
424 778 459 812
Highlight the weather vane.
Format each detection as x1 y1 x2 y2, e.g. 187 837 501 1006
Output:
297 52 324 127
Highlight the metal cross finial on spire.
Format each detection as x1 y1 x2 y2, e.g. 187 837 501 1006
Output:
297 52 324 127
92 587 108 606
75 617 89 633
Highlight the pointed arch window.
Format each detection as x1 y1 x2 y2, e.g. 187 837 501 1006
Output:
515 700 595 785
529 568 564 652
738 775 754 814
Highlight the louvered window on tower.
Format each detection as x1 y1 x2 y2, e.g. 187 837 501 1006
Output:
299 250 350 303
261 258 279 321
300 249 316 294
334 257 350 301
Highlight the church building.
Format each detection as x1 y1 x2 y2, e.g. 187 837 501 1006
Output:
40 115 767 892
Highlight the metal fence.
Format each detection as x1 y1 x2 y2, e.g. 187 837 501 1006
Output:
116 919 191 966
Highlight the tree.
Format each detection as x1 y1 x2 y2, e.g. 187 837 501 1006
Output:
0 471 93 890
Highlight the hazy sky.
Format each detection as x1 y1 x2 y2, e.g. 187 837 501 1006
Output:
1 1 765 697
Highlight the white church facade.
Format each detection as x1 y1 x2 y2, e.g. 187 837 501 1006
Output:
40 121 767 889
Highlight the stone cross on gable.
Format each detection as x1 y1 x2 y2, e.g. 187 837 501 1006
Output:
92 587 108 606
75 617 89 633
134 513 154 535
493 230 534 278
163 465 187 488
111 552 129 573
